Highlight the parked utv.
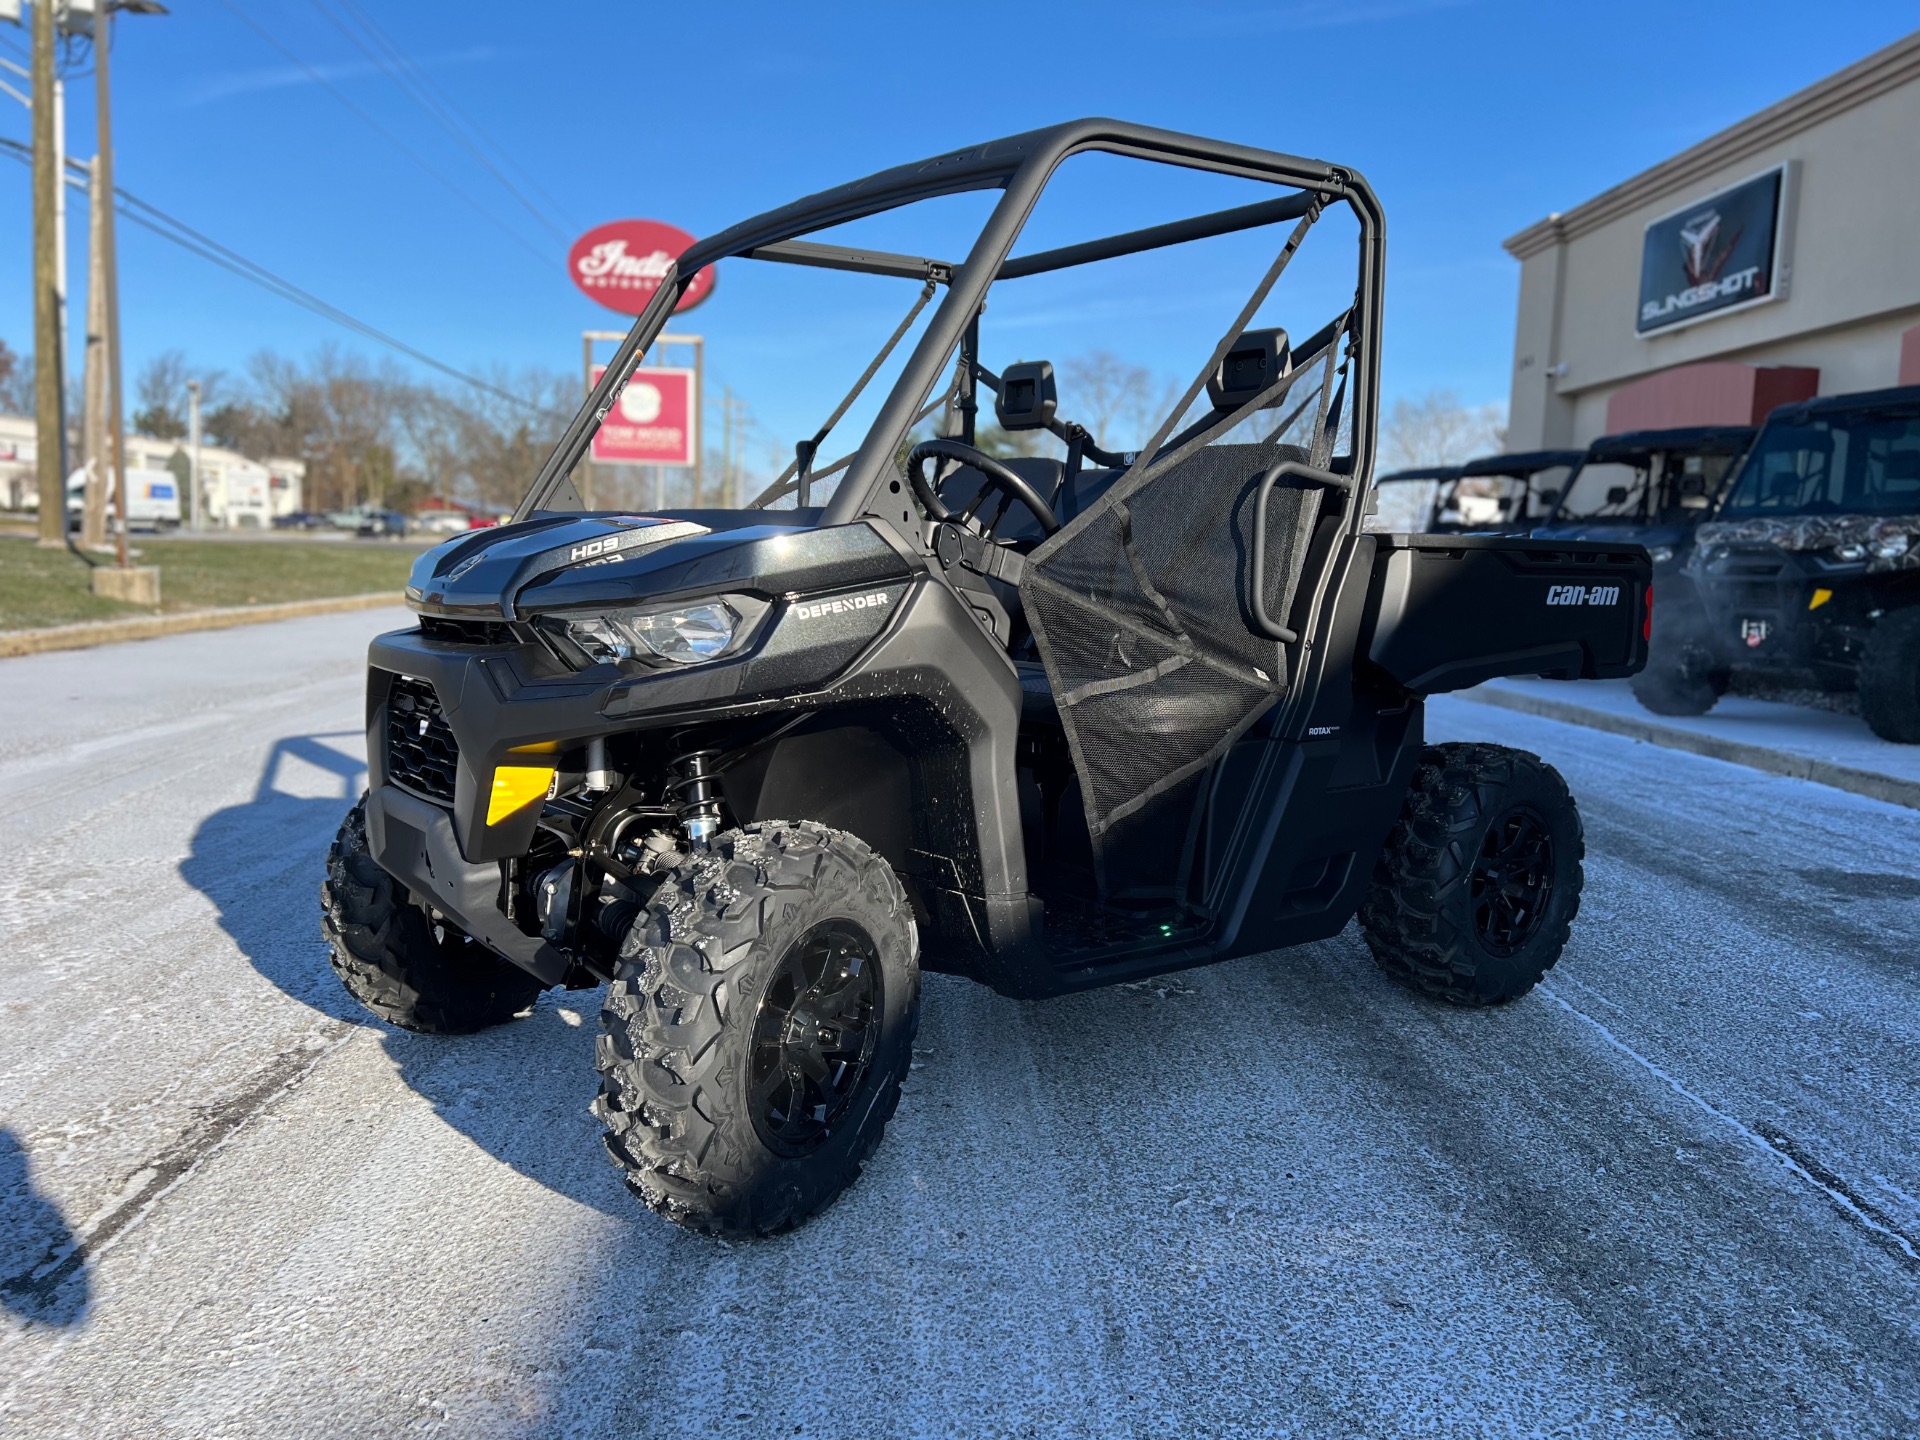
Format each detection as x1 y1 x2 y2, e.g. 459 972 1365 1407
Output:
1369 462 1459 533
1635 386 1920 735
1536 424 1754 578
322 121 1650 1236
1375 452 1581 535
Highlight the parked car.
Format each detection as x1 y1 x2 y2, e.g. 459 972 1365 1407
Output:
355 508 409 538
273 510 330 531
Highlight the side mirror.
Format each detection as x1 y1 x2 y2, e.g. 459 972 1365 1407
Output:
1535 487 1560 506
1208 328 1291 411
994 360 1057 432
1679 473 1709 497
1606 485 1631 505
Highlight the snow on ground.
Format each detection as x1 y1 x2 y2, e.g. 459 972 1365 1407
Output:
1 612 1916 1438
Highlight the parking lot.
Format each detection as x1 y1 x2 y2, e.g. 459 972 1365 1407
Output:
2 609 1916 1438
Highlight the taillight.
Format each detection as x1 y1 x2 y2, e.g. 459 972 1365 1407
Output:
1643 585 1653 642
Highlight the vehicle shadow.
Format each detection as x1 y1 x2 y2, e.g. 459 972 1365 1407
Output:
0 1128 90 1327
179 733 633 1221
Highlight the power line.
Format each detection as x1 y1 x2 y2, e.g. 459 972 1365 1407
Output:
305 0 574 244
0 134 558 415
208 0 555 270
336 0 580 234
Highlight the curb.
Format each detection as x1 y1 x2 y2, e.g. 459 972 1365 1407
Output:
0 592 403 659
1454 684 1920 813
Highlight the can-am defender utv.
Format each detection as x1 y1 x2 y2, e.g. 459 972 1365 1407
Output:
1372 452 1582 536
1367 462 1458 533
1537 425 1754 564
1639 386 1920 735
322 121 1651 1236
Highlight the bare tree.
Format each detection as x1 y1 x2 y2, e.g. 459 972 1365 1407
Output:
0 339 34 416
1062 350 1181 452
1380 389 1506 471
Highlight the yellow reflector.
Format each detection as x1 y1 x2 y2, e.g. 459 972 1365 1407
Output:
1809 587 1833 610
488 764 555 825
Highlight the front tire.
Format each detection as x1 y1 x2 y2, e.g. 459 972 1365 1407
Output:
1858 608 1920 743
1358 743 1584 1006
321 800 545 1033
594 821 920 1236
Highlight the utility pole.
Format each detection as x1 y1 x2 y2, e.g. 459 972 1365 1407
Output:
81 151 107 547
95 0 128 567
186 377 201 531
722 384 734 508
31 0 66 547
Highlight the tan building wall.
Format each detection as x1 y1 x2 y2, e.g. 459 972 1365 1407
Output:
1505 31 1920 449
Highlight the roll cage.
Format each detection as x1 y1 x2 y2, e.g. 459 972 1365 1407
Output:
515 119 1385 538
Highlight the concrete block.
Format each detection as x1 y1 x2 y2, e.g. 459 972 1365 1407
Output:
91 566 162 606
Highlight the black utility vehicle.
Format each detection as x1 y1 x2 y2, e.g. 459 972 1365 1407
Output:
1638 386 1920 735
1449 451 1586 534
1369 462 1459 533
1374 452 1580 535
1536 424 1754 579
323 122 1650 1236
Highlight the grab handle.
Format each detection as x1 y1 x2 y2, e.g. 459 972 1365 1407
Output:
1249 460 1352 643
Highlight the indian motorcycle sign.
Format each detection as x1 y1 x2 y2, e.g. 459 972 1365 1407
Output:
568 219 715 316
1636 165 1789 336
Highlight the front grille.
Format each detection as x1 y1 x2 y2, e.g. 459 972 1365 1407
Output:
385 675 458 803
419 615 517 645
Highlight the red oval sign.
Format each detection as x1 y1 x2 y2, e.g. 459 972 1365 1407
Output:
567 219 714 316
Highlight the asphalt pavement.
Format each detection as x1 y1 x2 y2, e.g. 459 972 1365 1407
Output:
1 609 1917 1439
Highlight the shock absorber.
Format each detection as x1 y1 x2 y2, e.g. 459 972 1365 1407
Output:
668 748 724 848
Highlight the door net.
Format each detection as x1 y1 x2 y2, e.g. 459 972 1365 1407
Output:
1020 436 1327 901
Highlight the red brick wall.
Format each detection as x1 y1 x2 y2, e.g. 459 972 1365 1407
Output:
1604 363 1821 433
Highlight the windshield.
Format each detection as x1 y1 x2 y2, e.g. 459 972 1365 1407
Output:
1718 410 1920 518
1555 449 1737 525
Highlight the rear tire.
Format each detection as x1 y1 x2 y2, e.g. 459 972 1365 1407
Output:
1858 608 1920 743
321 799 545 1033
1632 645 1728 716
1358 743 1584 1006
594 821 919 1237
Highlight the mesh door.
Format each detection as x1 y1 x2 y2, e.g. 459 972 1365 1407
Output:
1020 443 1323 901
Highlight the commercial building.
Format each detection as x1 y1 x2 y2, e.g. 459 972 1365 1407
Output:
1504 30 1920 449
0 412 304 524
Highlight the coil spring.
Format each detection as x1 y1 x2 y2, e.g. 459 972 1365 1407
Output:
668 748 724 846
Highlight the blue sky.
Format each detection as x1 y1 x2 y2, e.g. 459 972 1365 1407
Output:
2 0 1915 469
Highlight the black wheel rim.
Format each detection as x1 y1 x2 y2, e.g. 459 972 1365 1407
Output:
1470 805 1555 958
748 921 882 1158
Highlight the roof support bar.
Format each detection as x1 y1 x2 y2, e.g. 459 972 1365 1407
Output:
996 192 1318 281
745 239 953 284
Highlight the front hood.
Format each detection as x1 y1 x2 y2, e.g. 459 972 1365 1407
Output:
1694 513 1920 572
406 512 914 619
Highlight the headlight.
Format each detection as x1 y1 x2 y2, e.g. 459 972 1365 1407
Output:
1831 543 1868 562
563 601 739 665
1869 533 1911 561
1648 545 1675 564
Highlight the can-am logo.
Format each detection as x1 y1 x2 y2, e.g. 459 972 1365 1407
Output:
1546 584 1621 606
793 591 892 620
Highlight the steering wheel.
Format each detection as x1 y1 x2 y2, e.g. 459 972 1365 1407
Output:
908 438 1060 537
